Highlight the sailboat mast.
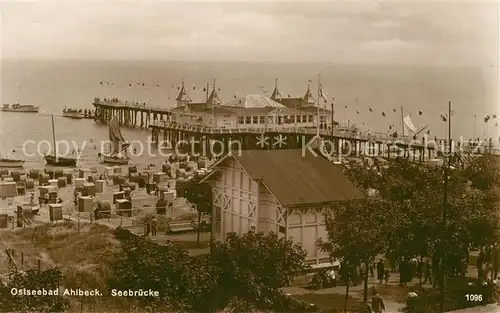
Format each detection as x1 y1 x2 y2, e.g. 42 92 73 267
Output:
400 106 405 137
51 114 57 157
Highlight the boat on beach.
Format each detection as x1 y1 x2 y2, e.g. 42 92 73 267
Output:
0 158 25 168
2 103 39 113
44 155 77 167
62 108 84 119
100 154 129 165
99 115 130 165
43 114 77 167
0 132 25 168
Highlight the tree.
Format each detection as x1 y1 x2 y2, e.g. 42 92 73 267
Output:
462 153 499 191
108 227 224 312
109 227 309 312
321 198 393 306
176 178 213 244
186 180 213 245
344 155 500 285
0 267 70 312
211 229 308 311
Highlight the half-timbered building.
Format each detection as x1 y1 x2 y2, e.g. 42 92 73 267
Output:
201 149 364 267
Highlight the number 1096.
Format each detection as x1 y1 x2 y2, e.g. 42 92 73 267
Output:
465 294 482 301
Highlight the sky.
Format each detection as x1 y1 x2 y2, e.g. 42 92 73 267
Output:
1 0 499 66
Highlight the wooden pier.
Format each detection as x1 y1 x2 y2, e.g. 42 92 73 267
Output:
149 121 444 161
92 98 171 128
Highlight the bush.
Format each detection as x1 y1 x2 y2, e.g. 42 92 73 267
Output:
0 267 70 312
108 228 309 313
311 270 337 290
404 277 497 313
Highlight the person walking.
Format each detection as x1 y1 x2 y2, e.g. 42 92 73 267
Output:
371 289 385 313
384 269 390 286
377 259 385 284
151 216 158 236
144 219 150 236
423 259 431 284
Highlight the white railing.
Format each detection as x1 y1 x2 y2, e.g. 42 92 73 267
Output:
93 98 170 112
150 121 413 143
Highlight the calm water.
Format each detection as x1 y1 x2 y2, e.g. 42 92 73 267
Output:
1 60 499 169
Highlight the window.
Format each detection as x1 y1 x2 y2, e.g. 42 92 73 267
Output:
308 115 313 122
320 115 326 123
302 115 307 123
259 116 265 124
238 116 244 124
267 116 274 124
279 225 286 234
252 116 258 124
245 116 251 124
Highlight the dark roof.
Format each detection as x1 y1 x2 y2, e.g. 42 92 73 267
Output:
207 86 222 105
302 86 315 104
230 149 364 207
270 85 282 101
176 82 192 102
299 106 332 113
279 98 303 109
240 107 276 114
171 104 236 115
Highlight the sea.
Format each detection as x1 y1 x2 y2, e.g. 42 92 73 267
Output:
1 59 499 169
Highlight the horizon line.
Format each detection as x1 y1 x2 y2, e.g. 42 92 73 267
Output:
1 58 488 68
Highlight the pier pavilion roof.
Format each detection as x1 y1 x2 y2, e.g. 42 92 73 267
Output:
207 85 222 106
302 85 316 106
276 98 332 113
223 94 286 109
176 81 192 102
203 149 364 208
170 105 237 115
270 79 282 101
299 106 332 113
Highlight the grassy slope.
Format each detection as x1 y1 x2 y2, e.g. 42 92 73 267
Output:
0 221 135 312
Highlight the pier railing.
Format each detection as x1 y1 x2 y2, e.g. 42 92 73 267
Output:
151 121 496 151
93 98 171 113
151 121 412 143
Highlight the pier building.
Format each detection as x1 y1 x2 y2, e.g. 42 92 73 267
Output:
169 80 333 130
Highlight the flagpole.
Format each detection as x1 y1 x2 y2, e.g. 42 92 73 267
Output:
212 79 215 128
316 73 321 137
440 100 451 313
331 97 335 138
473 114 476 139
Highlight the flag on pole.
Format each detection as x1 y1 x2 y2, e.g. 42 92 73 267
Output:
319 84 328 105
403 115 418 133
319 84 328 100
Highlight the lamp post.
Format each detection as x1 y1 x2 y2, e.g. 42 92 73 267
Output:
440 101 452 313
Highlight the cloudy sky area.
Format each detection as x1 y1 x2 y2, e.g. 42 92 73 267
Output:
2 0 499 66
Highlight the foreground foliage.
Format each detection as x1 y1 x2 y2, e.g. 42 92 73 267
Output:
325 154 500 310
0 267 70 312
107 227 308 312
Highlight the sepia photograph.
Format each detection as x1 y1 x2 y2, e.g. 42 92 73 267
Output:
0 1 499 312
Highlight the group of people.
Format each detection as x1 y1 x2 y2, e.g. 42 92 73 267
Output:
143 216 158 236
